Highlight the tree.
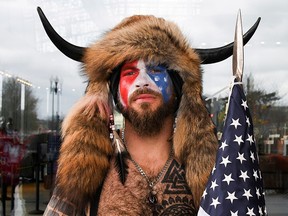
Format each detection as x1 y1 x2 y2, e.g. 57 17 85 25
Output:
245 74 281 138
1 77 39 135
214 74 282 140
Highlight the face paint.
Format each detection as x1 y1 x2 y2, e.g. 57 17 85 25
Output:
119 60 173 108
146 65 173 103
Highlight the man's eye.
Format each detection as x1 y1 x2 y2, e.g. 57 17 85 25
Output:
123 70 136 76
149 66 166 74
150 69 162 74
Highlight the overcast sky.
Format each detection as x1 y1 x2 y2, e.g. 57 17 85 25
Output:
0 0 287 119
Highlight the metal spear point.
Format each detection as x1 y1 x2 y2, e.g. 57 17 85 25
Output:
233 10 244 82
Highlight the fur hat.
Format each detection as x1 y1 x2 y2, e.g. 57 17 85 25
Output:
37 7 260 211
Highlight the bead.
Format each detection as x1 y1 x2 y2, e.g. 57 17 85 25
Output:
148 192 157 204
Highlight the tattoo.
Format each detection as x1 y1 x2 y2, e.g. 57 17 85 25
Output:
153 196 196 216
152 159 196 215
162 159 192 195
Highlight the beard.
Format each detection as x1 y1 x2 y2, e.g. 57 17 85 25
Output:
118 89 175 137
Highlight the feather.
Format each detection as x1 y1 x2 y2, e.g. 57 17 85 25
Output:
113 130 129 184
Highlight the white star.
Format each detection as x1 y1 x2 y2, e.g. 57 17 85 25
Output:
210 197 221 209
202 189 208 199
222 173 235 185
211 165 216 175
250 151 256 162
246 116 251 127
259 170 262 179
241 99 248 110
230 210 238 216
236 152 247 164
264 206 267 215
253 169 259 181
154 76 160 81
210 179 219 191
220 156 232 167
234 135 244 145
246 207 256 216
246 134 254 145
256 188 261 199
226 191 238 204
239 170 250 182
243 189 253 200
258 206 263 216
230 118 242 129
220 140 229 151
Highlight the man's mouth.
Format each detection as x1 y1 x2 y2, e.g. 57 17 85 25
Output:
134 94 156 102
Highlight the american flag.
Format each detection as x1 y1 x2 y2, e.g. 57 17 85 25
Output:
198 82 267 216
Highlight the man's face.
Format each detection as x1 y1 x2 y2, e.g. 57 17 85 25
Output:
118 59 174 111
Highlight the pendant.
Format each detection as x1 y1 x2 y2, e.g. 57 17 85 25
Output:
148 190 157 205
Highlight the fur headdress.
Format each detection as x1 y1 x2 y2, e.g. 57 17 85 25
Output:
37 7 260 211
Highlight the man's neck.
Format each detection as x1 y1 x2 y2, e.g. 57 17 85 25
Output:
123 116 174 176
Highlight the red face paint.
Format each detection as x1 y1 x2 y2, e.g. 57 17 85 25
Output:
119 60 139 107
118 60 173 108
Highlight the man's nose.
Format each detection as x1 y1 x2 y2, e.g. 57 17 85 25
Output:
134 73 150 88
135 83 149 88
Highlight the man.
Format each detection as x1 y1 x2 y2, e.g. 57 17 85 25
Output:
97 59 195 215
37 7 259 215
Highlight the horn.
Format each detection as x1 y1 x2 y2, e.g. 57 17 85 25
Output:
196 17 261 64
37 7 85 62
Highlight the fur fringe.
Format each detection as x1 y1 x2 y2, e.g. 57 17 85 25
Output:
57 15 218 211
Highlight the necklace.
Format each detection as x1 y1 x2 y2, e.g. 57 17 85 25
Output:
122 129 174 205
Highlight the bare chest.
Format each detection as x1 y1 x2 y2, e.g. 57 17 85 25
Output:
97 158 196 216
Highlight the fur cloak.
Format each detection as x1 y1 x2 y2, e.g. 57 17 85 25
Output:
56 15 218 212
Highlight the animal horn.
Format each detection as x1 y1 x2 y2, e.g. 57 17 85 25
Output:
37 7 85 62
196 17 261 64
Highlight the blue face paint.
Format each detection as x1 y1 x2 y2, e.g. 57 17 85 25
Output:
146 65 173 103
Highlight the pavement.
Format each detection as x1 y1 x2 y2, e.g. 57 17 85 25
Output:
1 183 288 215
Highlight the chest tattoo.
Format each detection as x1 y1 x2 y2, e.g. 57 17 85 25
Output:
98 158 196 216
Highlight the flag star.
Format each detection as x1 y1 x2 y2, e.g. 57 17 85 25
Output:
237 152 247 164
210 197 221 209
234 135 244 145
220 140 229 151
246 116 251 127
202 189 208 199
230 118 242 129
226 191 238 204
241 99 248 110
246 207 256 216
220 156 232 167
154 76 160 82
239 170 250 182
250 151 256 162
230 211 239 216
258 206 263 216
256 188 261 199
222 173 235 185
211 165 216 174
246 134 254 145
243 189 253 200
259 170 262 179
253 169 259 181
210 179 219 191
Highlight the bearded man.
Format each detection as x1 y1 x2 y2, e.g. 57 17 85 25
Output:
37 7 260 216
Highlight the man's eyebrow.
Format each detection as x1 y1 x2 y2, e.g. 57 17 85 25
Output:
121 62 138 70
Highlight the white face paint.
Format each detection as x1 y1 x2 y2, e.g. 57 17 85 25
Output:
118 59 173 108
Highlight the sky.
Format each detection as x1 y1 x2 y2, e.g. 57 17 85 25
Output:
0 0 287 120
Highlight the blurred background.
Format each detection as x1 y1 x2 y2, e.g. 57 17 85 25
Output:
0 0 287 215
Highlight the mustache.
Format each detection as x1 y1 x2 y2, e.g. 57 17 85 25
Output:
129 88 162 103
